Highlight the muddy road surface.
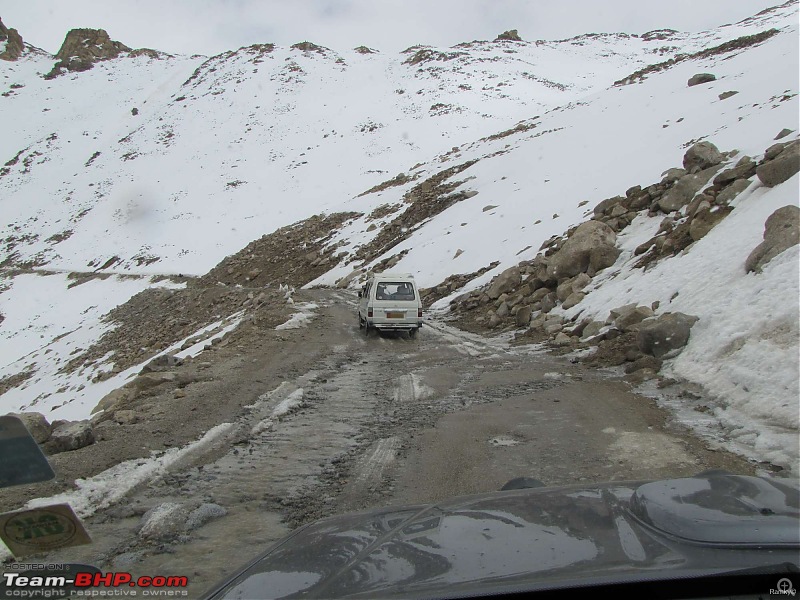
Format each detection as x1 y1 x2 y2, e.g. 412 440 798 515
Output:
1 289 756 596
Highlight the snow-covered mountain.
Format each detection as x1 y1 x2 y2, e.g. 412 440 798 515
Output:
0 2 798 470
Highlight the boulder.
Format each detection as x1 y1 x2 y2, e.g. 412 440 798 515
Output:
496 302 510 318
515 305 533 327
658 165 722 212
756 144 800 187
689 206 732 241
540 293 557 314
546 221 619 281
92 387 135 414
562 292 585 310
556 273 591 302
581 321 605 339
44 421 95 454
10 412 51 443
637 313 699 359
764 141 792 161
553 332 572 346
718 91 738 100
713 156 755 186
613 306 654 331
745 205 800 273
486 266 521 299
715 178 752 205
661 168 687 184
683 141 724 173
775 128 794 140
687 73 716 87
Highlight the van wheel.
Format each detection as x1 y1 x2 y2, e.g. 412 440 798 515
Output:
409 328 418 338
358 314 364 329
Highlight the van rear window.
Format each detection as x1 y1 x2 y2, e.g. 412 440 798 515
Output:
375 282 416 300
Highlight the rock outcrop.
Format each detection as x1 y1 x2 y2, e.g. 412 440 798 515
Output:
688 73 716 86
495 30 523 42
45 28 131 78
0 17 24 61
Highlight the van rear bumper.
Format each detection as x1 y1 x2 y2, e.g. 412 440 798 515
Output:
370 321 422 330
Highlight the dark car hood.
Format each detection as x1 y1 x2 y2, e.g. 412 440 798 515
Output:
207 474 799 599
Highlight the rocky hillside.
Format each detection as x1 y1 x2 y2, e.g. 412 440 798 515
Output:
0 1 798 472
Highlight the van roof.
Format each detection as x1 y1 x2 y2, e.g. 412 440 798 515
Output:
371 272 415 280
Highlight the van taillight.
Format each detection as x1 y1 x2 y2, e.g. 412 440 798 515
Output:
418 308 423 318
368 308 373 318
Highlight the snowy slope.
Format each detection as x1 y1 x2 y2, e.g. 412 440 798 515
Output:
0 1 798 469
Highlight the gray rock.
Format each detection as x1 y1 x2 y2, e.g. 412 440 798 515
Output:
764 141 792 161
689 206 732 241
544 322 563 335
661 168 687 184
92 388 136 417
588 245 621 274
9 412 51 443
745 205 800 273
718 91 738 100
515 305 533 327
716 178 752 205
556 273 590 301
562 292 585 310
637 313 699 359
593 196 624 218
658 165 722 212
757 144 800 187
553 332 572 346
496 302 510 318
540 293 557 314
45 421 95 454
547 221 618 281
614 306 654 331
687 73 716 87
774 128 794 140
581 321 606 339
486 266 521 300
713 156 756 186
683 141 724 173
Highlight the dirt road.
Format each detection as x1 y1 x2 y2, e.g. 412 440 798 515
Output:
1 289 756 596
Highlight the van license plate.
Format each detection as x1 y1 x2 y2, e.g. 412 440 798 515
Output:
386 311 405 319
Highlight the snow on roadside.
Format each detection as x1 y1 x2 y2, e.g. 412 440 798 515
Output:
0 422 235 560
0 274 186 420
561 175 800 471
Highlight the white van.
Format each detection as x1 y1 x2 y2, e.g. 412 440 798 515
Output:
357 273 423 336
